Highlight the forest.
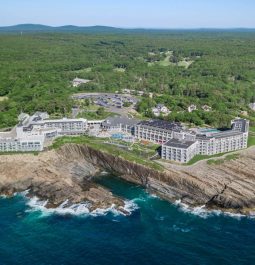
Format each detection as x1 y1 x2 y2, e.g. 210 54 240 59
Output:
0 30 255 129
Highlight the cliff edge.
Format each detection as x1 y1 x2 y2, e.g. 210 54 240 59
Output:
0 144 255 215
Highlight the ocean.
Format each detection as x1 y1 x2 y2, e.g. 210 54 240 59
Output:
0 175 254 265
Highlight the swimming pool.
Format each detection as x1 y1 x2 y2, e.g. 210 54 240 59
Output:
111 133 125 139
200 129 220 133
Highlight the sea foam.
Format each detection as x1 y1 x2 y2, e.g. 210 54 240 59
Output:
25 196 138 218
174 199 247 220
171 224 192 233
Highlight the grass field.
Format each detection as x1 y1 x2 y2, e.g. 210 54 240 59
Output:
114 68 126 72
73 67 92 74
0 151 39 156
207 154 240 165
51 135 163 171
186 150 241 166
177 59 193 68
77 110 116 120
0 96 8 102
76 104 117 120
248 135 255 147
248 126 255 147
158 55 173 66
148 51 193 68
87 104 99 111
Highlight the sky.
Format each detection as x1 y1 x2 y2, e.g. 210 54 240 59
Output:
0 0 255 28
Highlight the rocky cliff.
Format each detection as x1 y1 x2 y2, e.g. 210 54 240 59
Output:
0 148 125 212
0 144 255 215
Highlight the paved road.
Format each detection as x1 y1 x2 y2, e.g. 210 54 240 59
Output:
72 92 140 118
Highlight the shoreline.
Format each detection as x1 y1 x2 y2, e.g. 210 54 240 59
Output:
0 143 255 216
2 188 254 220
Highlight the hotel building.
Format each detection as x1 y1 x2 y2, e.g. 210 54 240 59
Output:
135 120 185 144
161 118 249 163
161 139 198 163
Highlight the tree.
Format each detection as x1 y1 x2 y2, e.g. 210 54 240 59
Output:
96 107 105 116
123 101 132 107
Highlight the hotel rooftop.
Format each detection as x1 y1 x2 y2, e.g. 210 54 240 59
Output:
164 139 196 149
137 120 183 132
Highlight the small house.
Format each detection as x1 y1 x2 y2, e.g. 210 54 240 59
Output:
72 78 91 87
202 105 212 112
188 104 197 113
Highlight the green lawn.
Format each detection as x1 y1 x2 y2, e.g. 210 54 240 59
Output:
148 52 193 68
77 110 117 120
148 51 174 67
207 154 240 165
158 56 173 67
248 135 255 147
114 68 126 73
186 150 240 166
248 126 255 147
127 142 160 158
250 126 255 133
0 151 39 156
82 104 99 111
72 67 92 74
177 59 193 68
0 96 8 102
51 135 163 171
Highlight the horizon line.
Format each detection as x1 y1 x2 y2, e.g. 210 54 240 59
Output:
1 23 255 30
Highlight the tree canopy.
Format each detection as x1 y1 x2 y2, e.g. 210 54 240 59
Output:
0 31 255 128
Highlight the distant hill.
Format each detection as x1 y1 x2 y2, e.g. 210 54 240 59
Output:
0 24 125 34
0 24 255 34
0 24 52 32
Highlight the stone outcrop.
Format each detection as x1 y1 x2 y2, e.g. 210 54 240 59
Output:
0 150 124 212
0 144 255 215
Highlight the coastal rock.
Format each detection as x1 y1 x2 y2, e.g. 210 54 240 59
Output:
0 151 124 211
0 144 255 215
57 144 255 214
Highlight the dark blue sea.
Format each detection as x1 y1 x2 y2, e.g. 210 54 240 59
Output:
0 175 254 265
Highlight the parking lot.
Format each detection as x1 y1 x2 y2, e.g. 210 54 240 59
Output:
72 93 140 117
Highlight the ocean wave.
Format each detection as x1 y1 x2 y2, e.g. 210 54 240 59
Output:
174 200 248 220
122 199 140 213
25 196 138 218
155 215 165 221
14 189 30 197
132 197 146 203
171 224 191 233
132 192 159 204
149 194 159 199
1 190 30 199
99 171 109 176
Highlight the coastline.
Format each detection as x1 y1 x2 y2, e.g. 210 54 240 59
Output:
0 143 255 216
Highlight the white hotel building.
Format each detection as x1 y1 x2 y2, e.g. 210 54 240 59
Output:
161 139 198 163
0 127 45 152
31 118 88 135
134 120 195 144
0 112 103 152
0 111 250 162
134 118 249 163
161 119 249 163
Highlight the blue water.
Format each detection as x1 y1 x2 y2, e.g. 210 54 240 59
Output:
200 129 220 133
0 175 254 265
